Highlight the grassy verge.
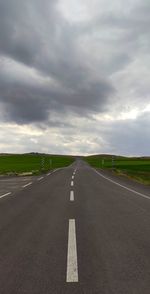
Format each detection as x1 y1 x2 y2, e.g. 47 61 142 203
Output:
0 153 75 176
85 155 150 185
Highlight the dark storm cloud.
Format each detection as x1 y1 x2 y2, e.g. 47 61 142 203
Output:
0 0 85 83
0 0 116 125
0 0 149 157
0 76 114 124
0 0 57 66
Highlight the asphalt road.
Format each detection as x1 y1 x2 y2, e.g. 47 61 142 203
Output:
0 160 150 294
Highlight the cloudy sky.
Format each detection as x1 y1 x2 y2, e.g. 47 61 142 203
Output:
0 0 150 155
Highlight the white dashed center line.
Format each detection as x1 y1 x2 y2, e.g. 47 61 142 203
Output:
22 182 32 188
37 177 44 181
70 191 74 201
0 192 12 199
66 219 78 282
71 181 74 186
72 175 74 180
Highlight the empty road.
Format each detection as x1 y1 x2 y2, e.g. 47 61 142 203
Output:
0 160 150 293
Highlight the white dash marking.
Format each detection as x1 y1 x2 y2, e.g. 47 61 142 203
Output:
47 173 51 176
70 191 74 201
0 192 12 199
66 219 78 282
52 168 62 173
72 175 74 180
22 182 32 188
71 181 74 186
37 177 44 181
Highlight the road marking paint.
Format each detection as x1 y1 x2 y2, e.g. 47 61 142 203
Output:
94 169 150 200
37 177 44 181
22 182 32 188
52 168 62 173
70 191 74 201
72 175 74 179
71 181 74 186
66 219 78 282
0 192 12 199
47 173 51 176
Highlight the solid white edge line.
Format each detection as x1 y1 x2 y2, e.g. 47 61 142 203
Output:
94 169 150 200
71 181 74 186
22 182 32 188
38 168 62 179
70 190 74 201
0 192 12 199
66 219 78 282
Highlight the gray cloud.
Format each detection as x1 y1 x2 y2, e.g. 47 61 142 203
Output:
0 0 149 155
0 0 115 125
0 73 114 124
0 0 58 65
103 113 150 156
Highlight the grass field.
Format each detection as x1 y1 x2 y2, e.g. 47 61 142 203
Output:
85 155 150 185
0 154 75 175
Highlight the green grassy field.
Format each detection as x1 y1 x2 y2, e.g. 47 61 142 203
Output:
0 154 75 175
85 155 150 185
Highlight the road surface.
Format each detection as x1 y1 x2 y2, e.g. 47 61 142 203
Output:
0 160 150 293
